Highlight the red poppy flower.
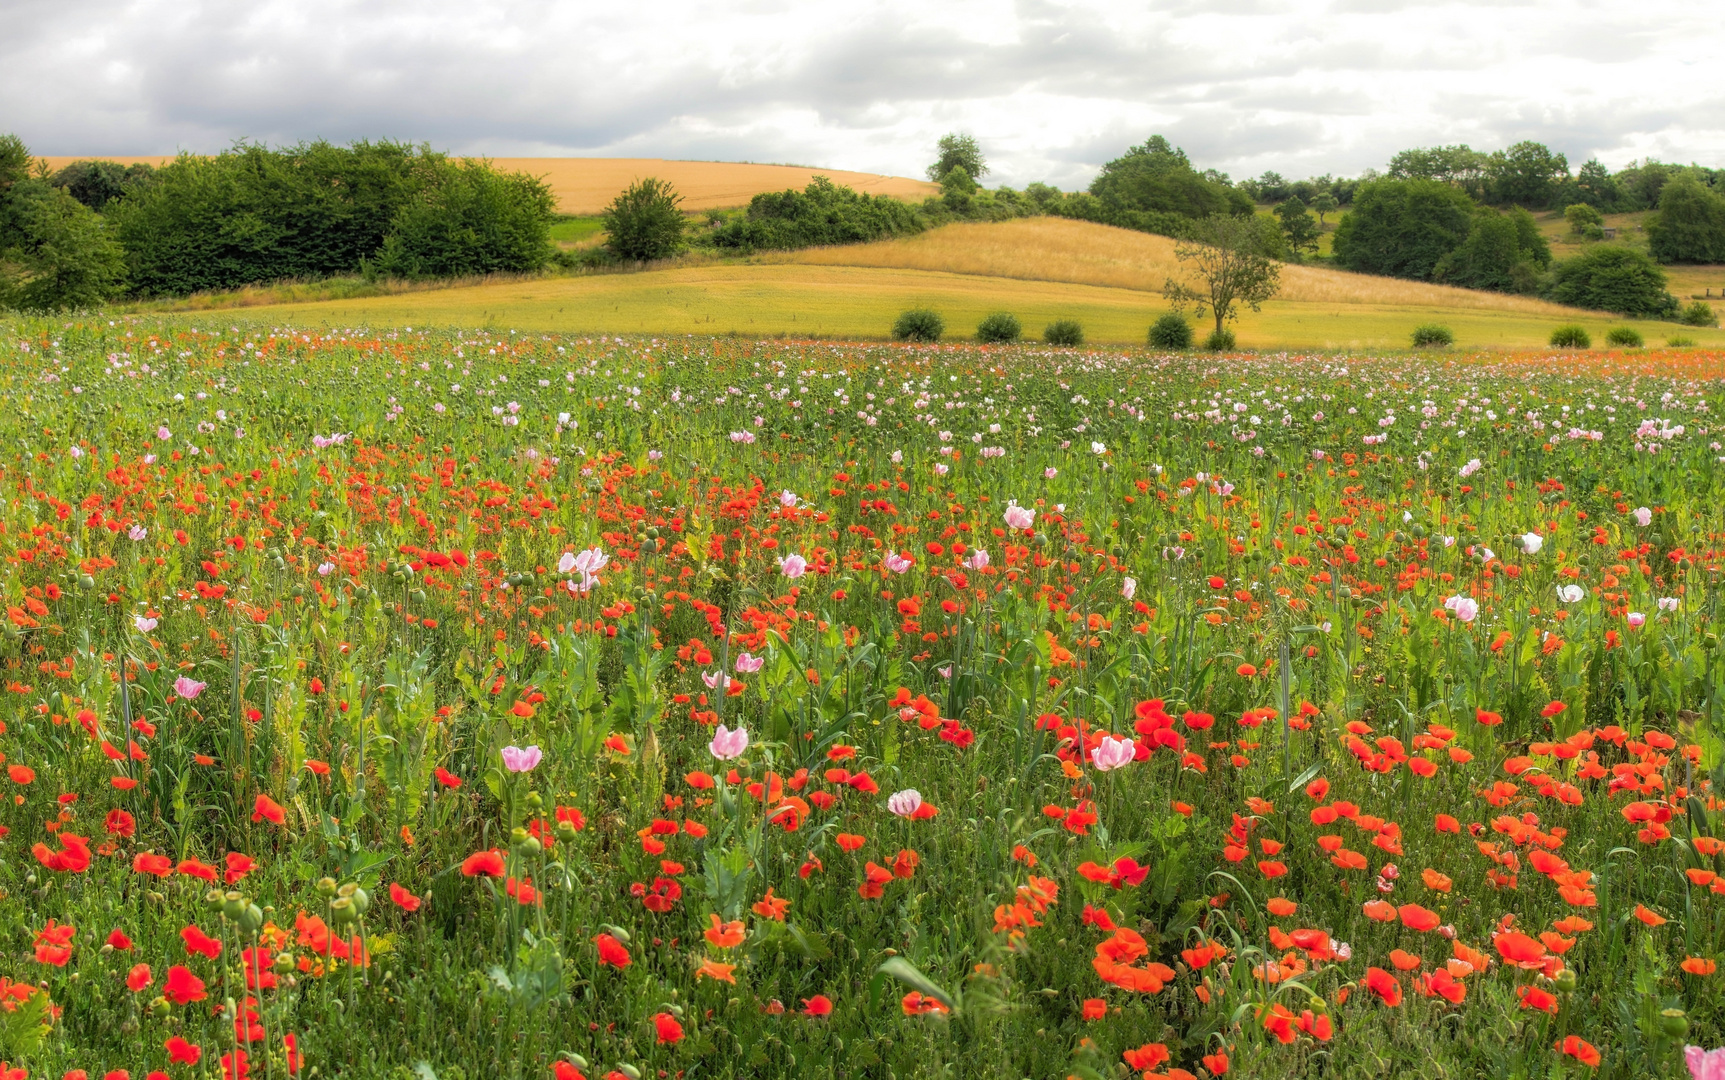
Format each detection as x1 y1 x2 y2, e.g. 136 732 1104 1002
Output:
165 1035 201 1064
389 883 422 912
252 794 286 825
164 965 208 1004
652 1012 683 1044
801 994 833 1017
594 932 631 968
461 849 506 877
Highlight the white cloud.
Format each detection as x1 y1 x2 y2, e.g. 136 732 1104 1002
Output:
3 0 1722 190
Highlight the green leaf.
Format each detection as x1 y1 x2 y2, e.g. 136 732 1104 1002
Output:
875 956 956 1012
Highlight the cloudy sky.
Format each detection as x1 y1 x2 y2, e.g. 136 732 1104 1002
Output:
5 0 1722 190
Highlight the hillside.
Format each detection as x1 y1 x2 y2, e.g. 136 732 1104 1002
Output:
32 156 938 215
209 215 1725 349
780 217 1586 313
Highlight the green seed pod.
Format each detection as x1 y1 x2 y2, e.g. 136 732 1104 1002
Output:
239 904 264 934
205 889 226 911
1662 1008 1689 1038
329 896 357 926
273 952 297 974
222 891 246 920
1554 968 1576 993
316 877 338 897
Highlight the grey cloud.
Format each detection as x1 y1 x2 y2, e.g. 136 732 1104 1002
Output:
2 0 1722 190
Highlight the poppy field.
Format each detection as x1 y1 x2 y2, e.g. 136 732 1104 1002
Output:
4 320 1725 1080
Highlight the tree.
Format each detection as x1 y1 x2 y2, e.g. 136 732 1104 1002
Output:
1386 145 1489 198
1162 214 1281 337
376 161 556 279
1089 136 1253 220
108 140 487 296
1647 177 1725 264
1573 159 1621 211
1435 208 1548 293
1564 203 1605 240
1311 191 1338 225
707 176 922 253
1273 198 1319 259
927 134 986 183
1546 245 1678 317
601 177 686 262
49 159 156 212
1486 141 1569 207
1331 178 1476 280
0 135 127 310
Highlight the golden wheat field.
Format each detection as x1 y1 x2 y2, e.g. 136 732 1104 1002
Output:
782 217 1592 312
33 156 936 215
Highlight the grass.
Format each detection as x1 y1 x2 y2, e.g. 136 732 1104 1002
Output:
224 217 1725 349
549 216 606 247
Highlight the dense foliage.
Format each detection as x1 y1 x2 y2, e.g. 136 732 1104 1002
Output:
600 179 687 263
1331 180 1477 282
705 178 922 254
50 160 157 214
0 136 128 311
1649 179 1725 265
5 324 1725 1080
1546 247 1680 319
108 143 554 297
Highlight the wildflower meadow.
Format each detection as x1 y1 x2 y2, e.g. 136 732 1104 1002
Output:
3 319 1725 1080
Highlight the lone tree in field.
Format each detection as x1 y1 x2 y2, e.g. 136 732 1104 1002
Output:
927 134 986 183
1162 214 1281 339
602 177 686 262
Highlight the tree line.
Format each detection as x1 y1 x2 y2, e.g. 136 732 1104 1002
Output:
1 135 557 311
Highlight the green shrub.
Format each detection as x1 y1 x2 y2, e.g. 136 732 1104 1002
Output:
976 312 1021 343
706 177 922 253
601 177 686 262
1043 319 1084 346
1204 326 1238 351
1604 326 1644 348
1545 245 1678 317
1147 312 1193 349
108 141 554 297
1668 335 1699 347
1410 324 1454 348
893 309 944 342
377 162 557 279
1332 178 1475 281
1549 324 1592 348
1648 177 1725 263
1682 300 1718 327
0 135 128 311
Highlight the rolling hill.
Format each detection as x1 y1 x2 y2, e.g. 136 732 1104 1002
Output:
215 216 1725 349
32 156 937 215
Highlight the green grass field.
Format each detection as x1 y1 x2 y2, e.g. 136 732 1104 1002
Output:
233 261 1725 350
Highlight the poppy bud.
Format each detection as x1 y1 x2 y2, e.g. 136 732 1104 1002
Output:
239 904 263 933
1661 1008 1688 1038
563 1056 590 1072
617 1066 642 1080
